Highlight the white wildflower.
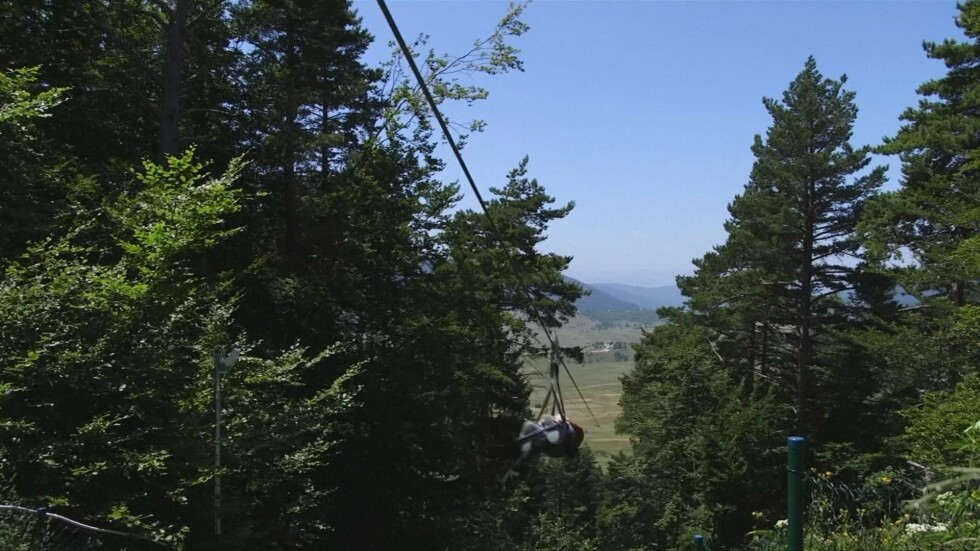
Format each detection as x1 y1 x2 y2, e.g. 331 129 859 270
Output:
775 519 788 529
905 523 948 534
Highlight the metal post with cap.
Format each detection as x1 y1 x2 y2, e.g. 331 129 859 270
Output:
693 534 705 551
213 346 240 536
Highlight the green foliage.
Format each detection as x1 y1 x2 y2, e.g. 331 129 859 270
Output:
609 57 889 550
199 344 367 548
0 150 242 547
0 2 592 549
441 157 582 334
852 4 980 459
114 149 244 274
678 57 886 439
0 1 242 173
0 483 60 551
609 321 787 550
0 67 69 262
744 420 980 551
521 513 600 551
0 67 66 126
379 1 529 148
902 376 980 469
741 6 980 547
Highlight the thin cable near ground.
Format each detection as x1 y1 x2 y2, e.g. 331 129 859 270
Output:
375 0 599 427
0 505 172 549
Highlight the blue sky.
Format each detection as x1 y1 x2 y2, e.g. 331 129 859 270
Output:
354 0 960 286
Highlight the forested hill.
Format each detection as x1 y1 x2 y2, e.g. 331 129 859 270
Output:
567 276 684 313
2 2 980 551
566 277 643 311
590 282 685 310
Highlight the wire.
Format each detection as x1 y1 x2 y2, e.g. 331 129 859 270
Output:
0 504 172 548
375 0 599 427
375 0 501 238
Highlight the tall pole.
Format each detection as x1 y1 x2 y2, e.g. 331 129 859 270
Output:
212 346 239 538
214 354 222 536
787 436 805 551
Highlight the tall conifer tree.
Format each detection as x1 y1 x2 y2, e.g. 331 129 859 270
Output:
858 0 980 397
678 57 885 437
613 57 886 551
863 1 980 309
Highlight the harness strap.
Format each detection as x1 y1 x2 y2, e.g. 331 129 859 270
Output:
515 421 568 443
548 330 566 420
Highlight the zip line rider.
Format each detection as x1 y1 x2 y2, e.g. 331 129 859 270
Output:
515 331 585 461
517 413 585 460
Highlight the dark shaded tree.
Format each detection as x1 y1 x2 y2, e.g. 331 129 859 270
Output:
607 321 785 551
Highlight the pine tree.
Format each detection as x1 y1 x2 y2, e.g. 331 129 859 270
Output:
856 0 980 439
232 0 380 269
612 59 886 550
678 57 885 438
0 1 243 176
863 1 980 309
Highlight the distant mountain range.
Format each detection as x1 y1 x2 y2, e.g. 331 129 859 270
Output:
566 277 685 313
590 283 686 310
567 276 918 315
566 276 919 314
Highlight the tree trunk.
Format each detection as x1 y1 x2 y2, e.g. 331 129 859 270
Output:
797 177 815 438
745 322 757 394
760 321 770 388
282 14 300 265
160 0 189 159
320 86 331 187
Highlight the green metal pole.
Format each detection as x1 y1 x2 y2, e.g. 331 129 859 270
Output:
787 436 805 551
693 534 705 551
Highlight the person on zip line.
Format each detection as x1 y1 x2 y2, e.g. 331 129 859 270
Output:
516 413 585 460
501 413 585 485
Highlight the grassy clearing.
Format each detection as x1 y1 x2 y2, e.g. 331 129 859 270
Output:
547 314 652 349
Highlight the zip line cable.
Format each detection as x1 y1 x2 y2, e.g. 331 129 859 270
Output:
375 0 598 427
375 0 499 236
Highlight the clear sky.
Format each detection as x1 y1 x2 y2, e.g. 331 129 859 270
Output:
353 0 960 286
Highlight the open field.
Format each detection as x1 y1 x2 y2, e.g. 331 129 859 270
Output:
550 314 652 349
